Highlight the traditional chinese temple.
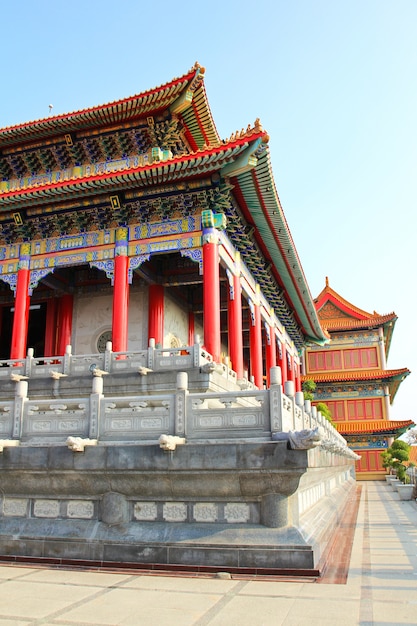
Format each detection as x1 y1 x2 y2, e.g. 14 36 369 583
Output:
303 279 412 480
0 64 357 573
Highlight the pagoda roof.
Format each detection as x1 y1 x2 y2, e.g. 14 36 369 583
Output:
314 278 397 356
0 65 326 348
302 368 410 384
338 419 415 436
0 63 220 151
302 367 410 402
408 446 417 465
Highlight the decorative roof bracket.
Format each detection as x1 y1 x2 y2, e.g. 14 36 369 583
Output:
220 138 263 178
170 89 194 114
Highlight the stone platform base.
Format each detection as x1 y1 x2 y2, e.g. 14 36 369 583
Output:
0 442 356 573
0 482 356 574
0 519 318 572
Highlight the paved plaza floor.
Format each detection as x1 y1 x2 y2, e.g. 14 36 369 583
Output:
0 481 416 626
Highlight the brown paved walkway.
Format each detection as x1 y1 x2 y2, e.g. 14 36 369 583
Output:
0 481 416 625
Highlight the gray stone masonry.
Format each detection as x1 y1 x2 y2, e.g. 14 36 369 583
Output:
0 347 357 572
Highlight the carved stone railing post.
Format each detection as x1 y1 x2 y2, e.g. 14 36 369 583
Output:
175 371 188 436
89 375 104 439
284 380 296 429
295 391 304 428
317 410 324 428
12 380 28 439
310 405 317 430
63 345 72 375
24 348 34 377
193 338 201 367
147 338 155 370
269 366 283 432
304 399 311 428
104 341 113 372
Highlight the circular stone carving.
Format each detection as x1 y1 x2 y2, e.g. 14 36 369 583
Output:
97 330 112 353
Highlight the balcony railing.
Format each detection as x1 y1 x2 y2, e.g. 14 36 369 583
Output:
0 347 356 459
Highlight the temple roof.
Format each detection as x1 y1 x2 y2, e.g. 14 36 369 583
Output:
0 63 220 151
338 419 415 436
302 367 410 402
0 64 326 348
315 278 397 356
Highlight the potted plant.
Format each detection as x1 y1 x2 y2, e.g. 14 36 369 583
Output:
382 440 414 498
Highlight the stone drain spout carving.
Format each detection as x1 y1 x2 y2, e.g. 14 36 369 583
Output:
66 436 98 452
0 440 20 453
158 434 186 451
272 427 323 450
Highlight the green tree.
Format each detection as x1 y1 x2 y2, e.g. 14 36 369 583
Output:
302 381 334 426
381 439 410 481
302 379 316 401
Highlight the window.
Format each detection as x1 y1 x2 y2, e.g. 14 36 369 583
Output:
346 398 383 420
356 450 385 472
343 347 378 369
324 400 345 421
307 350 342 371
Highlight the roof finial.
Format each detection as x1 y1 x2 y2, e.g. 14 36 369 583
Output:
254 118 263 132
325 276 329 287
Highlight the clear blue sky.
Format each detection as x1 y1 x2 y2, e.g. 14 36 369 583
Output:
1 1 416 421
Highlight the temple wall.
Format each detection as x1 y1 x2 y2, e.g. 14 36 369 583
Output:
128 288 148 350
72 288 157 354
72 292 113 353
70 287 196 353
164 293 189 348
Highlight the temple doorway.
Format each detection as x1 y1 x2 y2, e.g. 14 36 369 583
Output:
0 302 47 359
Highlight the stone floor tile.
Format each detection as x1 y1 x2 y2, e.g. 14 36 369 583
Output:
279 597 358 622
294 582 360 599
201 595 296 626
372 599 417 624
0 566 37 580
0 580 98 619
24 568 133 587
61 588 222 625
234 580 306 597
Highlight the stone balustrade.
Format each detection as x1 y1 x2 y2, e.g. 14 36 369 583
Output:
0 340 217 381
0 359 355 459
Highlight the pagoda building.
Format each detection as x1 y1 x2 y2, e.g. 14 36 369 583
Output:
0 66 358 573
303 278 412 480
0 62 326 385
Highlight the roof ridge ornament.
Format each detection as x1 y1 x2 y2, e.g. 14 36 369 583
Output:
226 119 269 145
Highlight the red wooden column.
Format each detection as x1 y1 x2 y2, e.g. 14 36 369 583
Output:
112 227 129 353
294 360 302 392
288 353 295 383
202 225 221 363
227 260 243 379
265 312 277 388
249 286 263 388
10 246 31 360
57 294 74 355
278 338 288 384
148 284 164 347
188 311 195 346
